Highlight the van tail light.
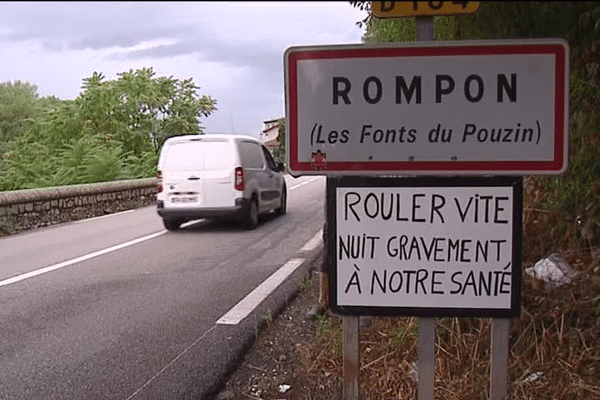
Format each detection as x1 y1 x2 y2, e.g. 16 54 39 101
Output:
156 170 163 193
235 167 244 191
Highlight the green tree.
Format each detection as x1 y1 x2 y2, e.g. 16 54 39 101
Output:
0 67 217 190
0 81 43 173
0 80 40 144
78 67 217 156
275 118 286 165
455 2 599 46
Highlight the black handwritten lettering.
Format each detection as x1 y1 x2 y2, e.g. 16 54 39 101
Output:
339 234 380 260
431 194 445 223
371 269 387 294
450 271 462 294
454 194 512 224
344 192 361 222
431 271 444 294
500 272 511 294
389 271 403 293
412 193 426 222
494 197 509 224
454 196 472 222
342 190 449 223
387 236 505 263
345 267 362 294
416 269 428 294
449 269 512 297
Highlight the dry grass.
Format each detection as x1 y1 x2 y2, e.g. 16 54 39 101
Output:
304 181 600 399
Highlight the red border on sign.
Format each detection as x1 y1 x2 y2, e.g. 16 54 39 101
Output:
286 42 568 175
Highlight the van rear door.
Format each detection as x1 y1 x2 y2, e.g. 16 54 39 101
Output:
160 138 236 208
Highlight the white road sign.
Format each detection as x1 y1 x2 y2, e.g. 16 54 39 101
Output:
327 176 522 318
284 40 569 176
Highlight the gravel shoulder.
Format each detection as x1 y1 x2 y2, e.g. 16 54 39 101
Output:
213 269 341 400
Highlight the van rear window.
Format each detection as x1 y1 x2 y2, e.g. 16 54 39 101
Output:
238 141 265 169
160 141 233 170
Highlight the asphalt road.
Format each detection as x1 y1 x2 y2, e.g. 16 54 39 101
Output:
0 175 325 400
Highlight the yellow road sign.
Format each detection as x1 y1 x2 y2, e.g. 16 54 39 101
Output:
372 1 480 18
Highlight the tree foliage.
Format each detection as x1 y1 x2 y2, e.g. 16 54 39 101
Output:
78 67 217 155
0 80 41 144
0 67 217 190
275 118 286 164
0 81 45 173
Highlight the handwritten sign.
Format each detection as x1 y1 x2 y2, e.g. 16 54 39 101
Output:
327 176 522 317
284 40 569 176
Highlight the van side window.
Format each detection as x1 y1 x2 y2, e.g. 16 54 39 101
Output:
239 141 265 169
261 146 278 171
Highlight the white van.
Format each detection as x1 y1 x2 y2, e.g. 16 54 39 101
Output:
156 134 287 231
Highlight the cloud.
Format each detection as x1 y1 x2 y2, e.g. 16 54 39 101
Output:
0 1 368 137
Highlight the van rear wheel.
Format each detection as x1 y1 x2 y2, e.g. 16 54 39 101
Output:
163 218 182 231
243 198 259 230
275 187 287 216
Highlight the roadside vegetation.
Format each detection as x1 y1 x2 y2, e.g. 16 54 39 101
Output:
0 67 216 191
303 2 600 398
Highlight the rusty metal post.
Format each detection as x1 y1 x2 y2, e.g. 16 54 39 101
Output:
343 315 360 400
416 15 436 400
490 318 510 399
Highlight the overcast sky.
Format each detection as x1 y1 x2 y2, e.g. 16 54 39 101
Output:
0 1 368 138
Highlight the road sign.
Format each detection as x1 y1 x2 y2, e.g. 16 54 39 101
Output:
372 1 480 18
327 175 522 318
284 40 569 176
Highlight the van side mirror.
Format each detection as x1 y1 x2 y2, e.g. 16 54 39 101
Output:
276 162 285 172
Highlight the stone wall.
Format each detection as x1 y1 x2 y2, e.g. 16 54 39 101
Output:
0 178 157 235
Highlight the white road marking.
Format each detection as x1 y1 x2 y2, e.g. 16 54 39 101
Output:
289 176 320 190
0 231 167 287
180 219 203 228
74 209 135 223
301 228 323 252
216 258 305 325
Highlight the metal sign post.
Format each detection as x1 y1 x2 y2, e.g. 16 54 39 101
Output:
343 315 360 400
416 16 435 400
490 318 510 399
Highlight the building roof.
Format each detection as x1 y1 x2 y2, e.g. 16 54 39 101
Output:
262 124 279 133
263 118 281 124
